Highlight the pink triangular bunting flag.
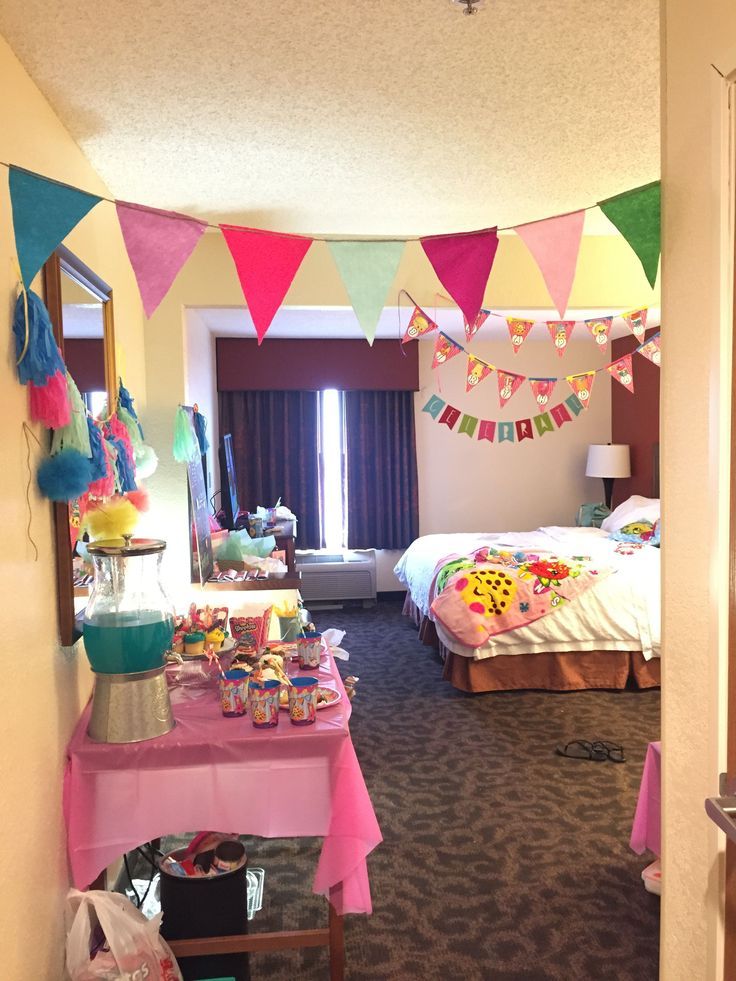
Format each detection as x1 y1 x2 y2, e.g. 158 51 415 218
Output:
466 356 493 393
607 354 635 393
529 378 556 408
116 202 207 318
464 309 490 343
514 210 585 317
566 371 596 409
421 228 499 327
402 304 438 343
497 369 525 408
547 320 576 357
507 317 535 354
638 332 661 365
431 331 463 370
622 308 648 341
585 316 613 350
220 225 313 344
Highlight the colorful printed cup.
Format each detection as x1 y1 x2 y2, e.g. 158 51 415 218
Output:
278 615 301 643
219 669 248 717
248 679 281 728
288 676 318 726
297 631 322 669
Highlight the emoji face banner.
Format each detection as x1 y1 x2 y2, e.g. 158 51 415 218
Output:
607 353 635 393
566 372 595 409
585 316 612 349
497 369 526 408
623 308 648 340
464 309 490 343
402 305 438 343
638 332 661 365
506 317 534 354
431 331 463 369
466 356 494 392
528 378 556 408
547 320 576 357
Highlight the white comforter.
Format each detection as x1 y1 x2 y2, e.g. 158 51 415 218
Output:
393 527 660 661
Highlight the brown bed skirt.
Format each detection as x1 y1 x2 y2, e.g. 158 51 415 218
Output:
403 594 660 694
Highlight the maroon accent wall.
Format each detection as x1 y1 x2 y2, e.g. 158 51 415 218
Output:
216 338 419 391
64 338 105 392
611 328 660 504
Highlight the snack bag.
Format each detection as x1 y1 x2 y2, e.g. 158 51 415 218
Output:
65 889 182 980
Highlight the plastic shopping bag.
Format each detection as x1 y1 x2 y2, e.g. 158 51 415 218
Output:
65 889 182 981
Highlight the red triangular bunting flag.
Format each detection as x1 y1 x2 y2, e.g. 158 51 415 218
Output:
507 317 534 354
547 320 576 357
529 378 556 408
464 308 490 343
402 304 438 343
431 331 463 370
466 356 493 393
497 369 525 408
220 225 313 344
607 354 635 393
566 372 596 409
513 210 585 317
420 228 499 327
585 316 613 350
638 332 661 365
622 308 648 341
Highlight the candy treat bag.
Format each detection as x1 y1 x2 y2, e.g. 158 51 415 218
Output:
65 889 182 980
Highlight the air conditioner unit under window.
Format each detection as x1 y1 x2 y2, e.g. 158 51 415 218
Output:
296 550 377 605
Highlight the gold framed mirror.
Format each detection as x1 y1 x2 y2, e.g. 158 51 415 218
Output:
43 245 117 646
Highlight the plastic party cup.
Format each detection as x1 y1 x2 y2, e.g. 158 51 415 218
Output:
278 615 301 643
248 679 281 728
219 669 248 717
288 676 318 726
297 631 322 669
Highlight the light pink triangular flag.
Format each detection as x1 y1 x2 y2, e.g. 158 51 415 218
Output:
547 320 576 357
514 210 585 317
421 228 499 327
585 316 613 349
497 369 525 408
566 372 596 409
529 378 556 408
622 308 648 340
464 309 490 343
220 225 313 344
506 317 534 354
607 354 636 393
402 305 438 343
431 331 463 370
466 356 493 393
116 202 207 318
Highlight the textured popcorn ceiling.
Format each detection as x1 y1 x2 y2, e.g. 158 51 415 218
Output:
0 0 659 236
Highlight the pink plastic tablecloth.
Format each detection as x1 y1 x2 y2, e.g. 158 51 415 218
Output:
63 656 381 915
630 740 661 856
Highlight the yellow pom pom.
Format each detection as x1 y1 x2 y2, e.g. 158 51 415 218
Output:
85 498 141 541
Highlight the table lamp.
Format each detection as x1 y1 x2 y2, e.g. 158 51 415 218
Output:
585 443 631 510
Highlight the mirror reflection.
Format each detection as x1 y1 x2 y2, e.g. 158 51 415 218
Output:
60 273 108 419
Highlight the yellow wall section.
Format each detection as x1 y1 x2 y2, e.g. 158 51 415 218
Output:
0 34 147 980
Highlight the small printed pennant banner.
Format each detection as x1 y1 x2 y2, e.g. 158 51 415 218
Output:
466 356 494 393
566 372 595 409
220 225 313 344
638 332 661 365
328 240 405 345
513 210 585 318
9 166 102 287
431 331 464 369
623 308 648 341
607 353 635 393
497 369 526 408
585 316 613 349
402 304 438 343
464 308 490 343
116 202 207 318
529 378 556 408
506 317 534 354
547 320 576 357
598 181 661 289
420 228 499 327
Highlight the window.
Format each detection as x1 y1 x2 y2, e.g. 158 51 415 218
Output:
318 389 347 550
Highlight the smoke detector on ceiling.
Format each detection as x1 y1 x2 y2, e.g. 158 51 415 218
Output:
449 0 487 14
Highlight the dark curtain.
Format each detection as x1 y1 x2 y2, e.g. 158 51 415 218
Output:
344 391 419 549
218 390 323 549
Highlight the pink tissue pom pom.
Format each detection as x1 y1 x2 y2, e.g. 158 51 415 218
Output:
28 370 71 428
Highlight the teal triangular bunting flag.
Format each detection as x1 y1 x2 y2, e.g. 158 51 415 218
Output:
10 166 102 286
328 240 405 344
598 181 661 289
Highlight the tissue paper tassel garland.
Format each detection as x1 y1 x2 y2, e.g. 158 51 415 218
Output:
173 406 199 462
13 290 71 428
51 373 92 458
37 449 93 502
86 418 116 499
105 414 137 492
28 372 71 429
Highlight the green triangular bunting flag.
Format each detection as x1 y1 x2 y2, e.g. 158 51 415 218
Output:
10 166 102 286
598 181 661 289
328 240 405 345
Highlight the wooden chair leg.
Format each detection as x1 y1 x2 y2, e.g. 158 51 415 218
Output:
328 903 345 981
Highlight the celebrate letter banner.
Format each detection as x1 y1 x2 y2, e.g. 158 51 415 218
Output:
220 225 313 344
513 210 585 317
432 331 463 369
458 413 479 438
422 395 446 419
466 356 494 392
534 412 555 436
547 320 576 357
607 354 635 393
585 316 613 349
506 317 534 354
497 369 526 408
566 372 595 409
420 228 499 327
623 308 648 341
116 202 207 318
638 332 661 365
438 404 461 429
478 420 496 442
516 419 533 442
328 240 405 345
465 308 491 343
529 378 556 409
598 181 661 289
402 304 438 343
10 166 102 287
498 422 515 443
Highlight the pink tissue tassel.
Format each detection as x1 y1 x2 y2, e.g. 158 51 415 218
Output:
28 370 71 428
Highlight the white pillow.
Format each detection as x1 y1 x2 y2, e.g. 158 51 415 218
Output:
600 495 661 533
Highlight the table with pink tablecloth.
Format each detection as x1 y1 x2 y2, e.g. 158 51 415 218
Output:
630 740 661 856
63 656 382 915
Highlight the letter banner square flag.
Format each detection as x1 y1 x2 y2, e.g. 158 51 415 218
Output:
497 369 525 408
506 317 534 354
547 320 576 357
432 331 463 369
607 353 635 393
478 419 496 442
622 308 648 341
438 404 461 429
464 308 490 343
529 378 556 408
638 331 661 365
566 371 595 409
402 304 438 343
466 356 494 392
585 316 613 350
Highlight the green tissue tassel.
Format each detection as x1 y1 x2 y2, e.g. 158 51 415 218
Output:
172 406 199 462
51 373 92 458
117 405 144 452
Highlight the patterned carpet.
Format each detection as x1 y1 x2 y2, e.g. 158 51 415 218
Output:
161 597 661 980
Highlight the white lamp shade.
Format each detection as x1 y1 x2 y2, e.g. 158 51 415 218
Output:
585 444 631 478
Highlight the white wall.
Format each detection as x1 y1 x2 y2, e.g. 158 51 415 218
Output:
184 309 218 496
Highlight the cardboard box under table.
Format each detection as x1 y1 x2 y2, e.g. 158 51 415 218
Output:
63 655 381 980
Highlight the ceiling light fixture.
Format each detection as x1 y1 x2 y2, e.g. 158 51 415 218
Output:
449 0 486 15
